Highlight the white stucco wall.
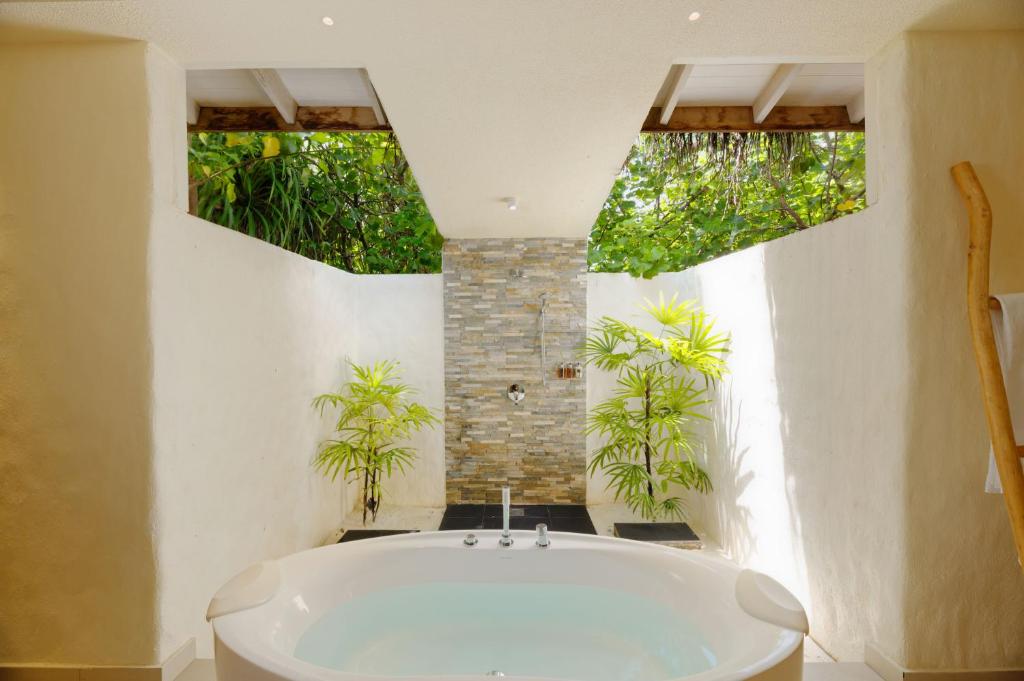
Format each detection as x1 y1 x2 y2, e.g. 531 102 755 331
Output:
150 222 445 658
351 275 446 509
0 41 161 666
587 205 909 666
150 223 445 658
898 31 1024 671
3 27 1021 675
146 47 445 659
586 30 1024 672
150 212 356 659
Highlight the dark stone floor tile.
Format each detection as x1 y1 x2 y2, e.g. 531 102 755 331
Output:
339 529 419 543
509 516 548 530
548 517 598 535
548 504 589 518
484 504 548 518
613 522 699 542
480 516 504 530
439 517 485 531
445 503 485 517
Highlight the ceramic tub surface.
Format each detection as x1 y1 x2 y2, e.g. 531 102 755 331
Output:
209 531 807 681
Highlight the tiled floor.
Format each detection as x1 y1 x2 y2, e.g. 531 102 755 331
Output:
336 503 665 539
438 504 597 533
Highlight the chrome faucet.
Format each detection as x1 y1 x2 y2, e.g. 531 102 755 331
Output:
535 523 550 548
499 485 513 547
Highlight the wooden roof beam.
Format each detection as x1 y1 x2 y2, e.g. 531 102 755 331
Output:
643 105 864 132
659 64 695 126
250 69 298 125
188 106 391 132
188 104 862 134
752 64 803 124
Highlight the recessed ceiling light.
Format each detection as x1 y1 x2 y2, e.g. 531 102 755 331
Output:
322 16 335 26
505 197 518 211
688 11 701 21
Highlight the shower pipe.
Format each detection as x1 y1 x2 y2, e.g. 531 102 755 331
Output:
539 293 548 386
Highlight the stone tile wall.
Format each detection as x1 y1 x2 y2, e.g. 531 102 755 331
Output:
444 239 587 504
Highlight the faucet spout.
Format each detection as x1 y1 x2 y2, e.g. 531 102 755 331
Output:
499 486 513 547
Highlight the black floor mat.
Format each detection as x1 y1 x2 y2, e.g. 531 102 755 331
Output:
438 505 596 534
338 529 419 543
613 522 699 543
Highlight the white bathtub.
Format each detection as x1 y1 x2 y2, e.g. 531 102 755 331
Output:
207 531 808 681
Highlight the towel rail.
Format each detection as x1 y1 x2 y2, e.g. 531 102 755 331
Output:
952 160 1024 569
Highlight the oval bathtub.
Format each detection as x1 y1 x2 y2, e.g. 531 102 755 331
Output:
208 531 807 681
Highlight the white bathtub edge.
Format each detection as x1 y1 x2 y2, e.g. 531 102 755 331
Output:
207 560 281 621
734 569 809 634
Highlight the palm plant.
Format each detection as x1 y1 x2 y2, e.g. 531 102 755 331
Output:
313 361 439 523
583 294 728 521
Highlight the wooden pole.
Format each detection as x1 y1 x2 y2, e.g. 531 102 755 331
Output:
951 160 1024 569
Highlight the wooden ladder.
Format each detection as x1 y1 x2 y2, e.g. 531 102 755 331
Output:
951 160 1024 570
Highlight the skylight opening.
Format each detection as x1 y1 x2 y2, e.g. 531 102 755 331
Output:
588 130 866 278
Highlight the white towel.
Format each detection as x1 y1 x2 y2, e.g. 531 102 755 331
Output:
986 293 1024 493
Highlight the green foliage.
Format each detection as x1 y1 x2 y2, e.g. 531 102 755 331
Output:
589 132 866 278
189 130 863 280
189 131 442 274
583 294 728 521
313 360 439 523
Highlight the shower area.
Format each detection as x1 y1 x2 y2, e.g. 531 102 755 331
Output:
442 239 588 504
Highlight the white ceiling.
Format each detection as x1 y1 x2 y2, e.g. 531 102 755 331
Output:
2 0 1022 238
652 63 864 108
188 68 376 108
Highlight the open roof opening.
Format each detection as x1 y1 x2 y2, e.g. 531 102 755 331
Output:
588 130 866 278
184 63 866 277
585 61 867 278
186 68 441 274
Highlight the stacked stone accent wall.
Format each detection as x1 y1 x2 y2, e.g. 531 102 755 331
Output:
443 239 587 504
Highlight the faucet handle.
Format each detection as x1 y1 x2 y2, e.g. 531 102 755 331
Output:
535 523 550 548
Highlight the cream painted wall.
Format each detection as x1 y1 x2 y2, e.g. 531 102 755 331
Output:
586 31 1024 671
587 206 911 665
150 225 445 658
352 275 446 510
0 41 160 665
2 26 1020 674
145 38 448 661
690 209 912 665
899 31 1024 671
145 40 356 661
150 212 356 659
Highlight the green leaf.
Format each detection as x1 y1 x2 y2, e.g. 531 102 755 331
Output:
584 295 725 521
262 136 281 158
312 359 439 519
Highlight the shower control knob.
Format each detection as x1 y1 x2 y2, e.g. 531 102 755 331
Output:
535 523 550 548
463 533 478 546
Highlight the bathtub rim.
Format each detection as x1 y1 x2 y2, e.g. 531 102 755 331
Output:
211 530 806 681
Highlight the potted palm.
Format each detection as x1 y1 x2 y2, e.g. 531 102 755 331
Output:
313 360 439 524
583 294 727 529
